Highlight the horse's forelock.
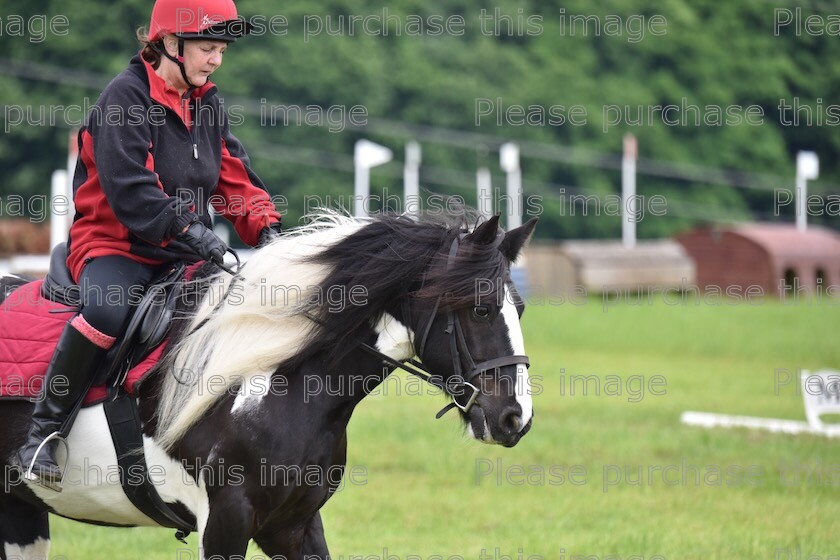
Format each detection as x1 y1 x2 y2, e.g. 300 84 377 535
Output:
413 233 508 310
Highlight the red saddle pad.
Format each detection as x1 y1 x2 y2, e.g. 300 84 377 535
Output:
0 280 164 406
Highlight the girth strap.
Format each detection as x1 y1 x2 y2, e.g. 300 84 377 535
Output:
103 394 197 541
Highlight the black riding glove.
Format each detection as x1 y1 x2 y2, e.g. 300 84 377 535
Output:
177 220 228 264
258 221 283 247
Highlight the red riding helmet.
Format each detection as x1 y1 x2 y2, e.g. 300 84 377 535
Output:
149 0 252 43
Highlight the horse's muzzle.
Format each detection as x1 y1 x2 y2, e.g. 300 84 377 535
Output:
469 405 532 447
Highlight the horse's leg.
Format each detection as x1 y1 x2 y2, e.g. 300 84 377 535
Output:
300 512 330 560
200 492 254 560
0 494 50 560
254 512 330 560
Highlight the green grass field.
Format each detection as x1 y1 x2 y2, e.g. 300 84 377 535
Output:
49 295 840 560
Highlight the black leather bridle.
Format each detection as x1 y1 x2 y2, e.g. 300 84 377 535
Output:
201 231 530 421
358 233 530 419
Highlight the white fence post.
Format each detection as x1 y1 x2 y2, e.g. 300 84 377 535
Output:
500 142 521 230
50 130 78 250
477 167 492 219
622 134 638 249
796 151 819 232
404 141 421 216
354 139 393 218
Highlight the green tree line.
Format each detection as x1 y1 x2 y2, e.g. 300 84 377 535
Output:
1 0 838 240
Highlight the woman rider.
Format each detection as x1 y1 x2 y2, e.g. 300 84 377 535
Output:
17 0 282 490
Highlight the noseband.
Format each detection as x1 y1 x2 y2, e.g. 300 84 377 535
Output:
314 231 530 420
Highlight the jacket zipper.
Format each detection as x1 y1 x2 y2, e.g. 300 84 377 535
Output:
183 92 198 160
189 102 199 160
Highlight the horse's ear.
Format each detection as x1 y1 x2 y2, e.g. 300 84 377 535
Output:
500 218 538 262
467 214 502 245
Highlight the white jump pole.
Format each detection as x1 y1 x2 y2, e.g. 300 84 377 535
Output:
622 133 637 249
681 411 840 438
354 139 393 218
796 151 819 232
500 142 521 230
404 141 421 216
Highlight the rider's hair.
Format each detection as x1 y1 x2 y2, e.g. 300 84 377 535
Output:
136 27 162 69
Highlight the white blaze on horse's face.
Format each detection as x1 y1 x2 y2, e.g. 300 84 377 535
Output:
500 284 532 427
464 282 532 446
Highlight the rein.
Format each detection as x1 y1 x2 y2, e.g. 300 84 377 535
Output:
182 248 243 341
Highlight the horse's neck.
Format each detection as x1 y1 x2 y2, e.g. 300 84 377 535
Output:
317 310 414 410
135 304 413 458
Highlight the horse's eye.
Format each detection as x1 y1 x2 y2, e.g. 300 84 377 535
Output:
473 305 491 320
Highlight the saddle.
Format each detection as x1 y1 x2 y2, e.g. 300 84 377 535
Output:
42 242 185 390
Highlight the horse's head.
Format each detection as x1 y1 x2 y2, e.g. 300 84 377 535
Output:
404 215 538 447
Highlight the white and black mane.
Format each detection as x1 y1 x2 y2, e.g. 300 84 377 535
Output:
150 212 512 450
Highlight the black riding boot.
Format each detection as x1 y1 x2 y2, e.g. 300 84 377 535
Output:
17 322 108 492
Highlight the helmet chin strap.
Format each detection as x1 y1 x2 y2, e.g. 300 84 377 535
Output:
152 37 197 90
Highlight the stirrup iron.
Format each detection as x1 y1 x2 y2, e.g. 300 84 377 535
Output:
23 431 70 492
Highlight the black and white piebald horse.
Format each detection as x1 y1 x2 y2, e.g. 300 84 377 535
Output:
0 212 537 560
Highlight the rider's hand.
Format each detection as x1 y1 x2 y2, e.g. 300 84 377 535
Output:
177 220 228 264
258 221 282 247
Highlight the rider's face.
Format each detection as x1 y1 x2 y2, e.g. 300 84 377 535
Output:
162 37 227 90
181 40 227 87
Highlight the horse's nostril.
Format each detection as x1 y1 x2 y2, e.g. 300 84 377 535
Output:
500 406 522 433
